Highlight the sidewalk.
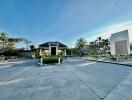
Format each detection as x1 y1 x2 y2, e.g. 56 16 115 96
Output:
0 58 32 66
83 57 132 67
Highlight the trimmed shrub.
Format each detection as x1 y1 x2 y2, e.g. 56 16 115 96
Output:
41 56 63 64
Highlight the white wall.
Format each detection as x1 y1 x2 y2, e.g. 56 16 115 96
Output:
110 30 130 55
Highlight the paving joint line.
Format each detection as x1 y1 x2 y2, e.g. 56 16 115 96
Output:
101 70 132 100
0 65 33 88
70 69 102 100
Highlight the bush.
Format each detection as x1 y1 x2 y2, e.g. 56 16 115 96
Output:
111 57 117 61
40 56 63 64
128 55 132 59
0 56 4 61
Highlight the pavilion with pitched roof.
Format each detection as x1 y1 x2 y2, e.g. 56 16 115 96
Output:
39 41 68 56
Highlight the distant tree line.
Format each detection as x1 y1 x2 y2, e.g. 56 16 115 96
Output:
0 32 31 50
70 37 110 57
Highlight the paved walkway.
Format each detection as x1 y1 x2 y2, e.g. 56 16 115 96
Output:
85 57 132 66
0 58 132 100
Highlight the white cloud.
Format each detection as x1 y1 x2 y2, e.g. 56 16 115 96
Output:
102 25 132 42
87 21 132 42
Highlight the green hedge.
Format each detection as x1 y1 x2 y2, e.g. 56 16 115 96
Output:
41 56 63 64
0 57 4 61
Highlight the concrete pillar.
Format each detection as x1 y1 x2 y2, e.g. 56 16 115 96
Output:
39 49 42 56
49 46 51 55
56 47 58 55
48 43 51 55
56 44 59 55
64 49 66 56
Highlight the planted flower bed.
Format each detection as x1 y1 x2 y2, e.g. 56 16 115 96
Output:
41 56 63 64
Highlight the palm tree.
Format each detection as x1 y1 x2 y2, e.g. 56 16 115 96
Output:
12 38 31 50
8 38 16 49
76 37 87 56
0 32 7 48
8 38 25 49
23 39 31 50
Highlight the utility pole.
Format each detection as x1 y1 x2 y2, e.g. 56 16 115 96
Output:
25 40 31 50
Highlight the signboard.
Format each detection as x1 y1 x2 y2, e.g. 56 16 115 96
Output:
115 40 128 55
110 30 130 55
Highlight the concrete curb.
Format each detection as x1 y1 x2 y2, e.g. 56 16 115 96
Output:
86 59 132 67
0 61 23 65
0 59 33 65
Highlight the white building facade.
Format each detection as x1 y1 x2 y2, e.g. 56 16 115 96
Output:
39 41 67 56
110 30 130 55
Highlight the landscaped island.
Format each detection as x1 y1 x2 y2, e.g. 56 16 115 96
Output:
38 41 67 64
40 56 63 64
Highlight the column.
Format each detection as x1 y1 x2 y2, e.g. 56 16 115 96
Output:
56 47 58 55
64 49 66 56
56 44 59 55
49 43 51 55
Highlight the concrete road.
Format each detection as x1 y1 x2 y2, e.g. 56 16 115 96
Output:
0 58 132 100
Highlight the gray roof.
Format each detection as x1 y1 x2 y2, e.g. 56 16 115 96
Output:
39 41 68 48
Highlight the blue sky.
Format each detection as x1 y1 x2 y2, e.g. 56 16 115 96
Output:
0 0 132 48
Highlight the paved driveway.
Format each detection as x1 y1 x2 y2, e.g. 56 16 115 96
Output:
0 58 132 100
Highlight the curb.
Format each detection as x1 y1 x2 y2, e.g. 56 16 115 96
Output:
0 58 34 65
86 59 132 67
0 61 23 65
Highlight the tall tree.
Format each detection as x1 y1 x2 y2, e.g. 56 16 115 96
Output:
8 38 25 49
101 39 110 54
30 45 35 51
0 32 7 48
89 41 98 55
76 37 87 56
95 37 102 55
98 37 102 45
8 38 16 49
88 37 110 56
22 38 31 50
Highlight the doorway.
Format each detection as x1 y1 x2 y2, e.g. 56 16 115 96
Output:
51 47 56 55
